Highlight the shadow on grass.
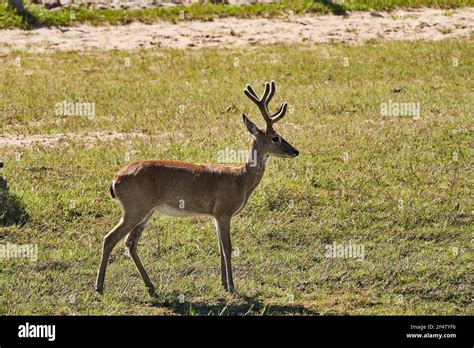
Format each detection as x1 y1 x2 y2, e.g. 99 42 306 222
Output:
21 8 40 27
317 0 348 16
0 180 29 227
153 295 319 316
18 8 58 29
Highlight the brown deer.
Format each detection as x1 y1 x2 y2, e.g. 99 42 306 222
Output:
96 81 299 295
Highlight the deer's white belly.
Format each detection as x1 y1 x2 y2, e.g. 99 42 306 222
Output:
156 204 203 217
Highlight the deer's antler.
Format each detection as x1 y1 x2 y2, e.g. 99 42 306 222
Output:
244 81 288 131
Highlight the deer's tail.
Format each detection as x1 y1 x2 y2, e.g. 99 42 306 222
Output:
109 181 116 199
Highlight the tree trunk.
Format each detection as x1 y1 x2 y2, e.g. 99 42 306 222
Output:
8 0 24 15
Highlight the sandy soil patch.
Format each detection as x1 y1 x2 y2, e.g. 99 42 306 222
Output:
0 8 472 53
0 131 149 148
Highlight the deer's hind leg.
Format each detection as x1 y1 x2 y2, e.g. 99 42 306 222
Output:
124 212 155 295
96 209 151 293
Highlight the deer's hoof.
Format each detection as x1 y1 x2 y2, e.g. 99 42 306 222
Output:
228 287 239 297
146 286 157 298
95 281 104 294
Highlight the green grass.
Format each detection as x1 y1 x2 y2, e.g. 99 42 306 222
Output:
0 38 473 315
1 0 473 29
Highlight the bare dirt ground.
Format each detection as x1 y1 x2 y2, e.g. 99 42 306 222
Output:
0 131 149 148
0 8 472 53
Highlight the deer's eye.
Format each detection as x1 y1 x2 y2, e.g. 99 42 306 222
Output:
271 136 281 144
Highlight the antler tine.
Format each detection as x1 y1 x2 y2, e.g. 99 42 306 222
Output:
261 82 271 103
267 80 276 104
270 102 288 123
258 82 273 128
244 84 259 101
244 88 259 105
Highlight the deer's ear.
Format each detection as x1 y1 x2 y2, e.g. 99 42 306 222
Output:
242 114 260 137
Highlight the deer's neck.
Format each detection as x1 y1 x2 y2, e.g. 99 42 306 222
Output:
242 138 268 197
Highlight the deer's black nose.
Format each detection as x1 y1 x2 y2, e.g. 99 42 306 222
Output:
293 150 299 157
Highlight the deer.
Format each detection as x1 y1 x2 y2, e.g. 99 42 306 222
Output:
95 81 299 295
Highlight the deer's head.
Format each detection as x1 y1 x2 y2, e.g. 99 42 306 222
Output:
242 81 299 158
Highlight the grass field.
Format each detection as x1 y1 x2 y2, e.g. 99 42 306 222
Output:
0 38 473 315
1 0 473 28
